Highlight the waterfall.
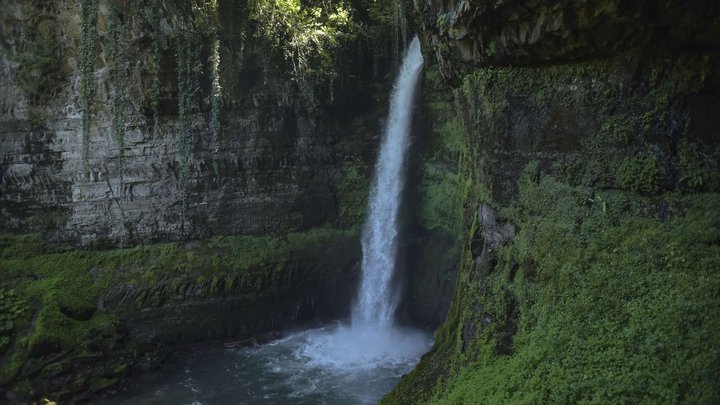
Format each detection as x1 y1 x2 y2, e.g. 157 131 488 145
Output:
282 37 430 391
353 37 424 328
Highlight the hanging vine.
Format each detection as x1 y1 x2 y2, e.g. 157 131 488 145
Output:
399 1 408 52
208 0 222 175
108 3 129 193
175 33 200 187
79 0 97 178
249 0 356 111
147 0 162 135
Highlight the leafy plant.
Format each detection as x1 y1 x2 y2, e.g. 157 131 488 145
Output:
249 0 356 109
617 152 665 194
175 34 201 187
14 42 59 98
677 140 719 192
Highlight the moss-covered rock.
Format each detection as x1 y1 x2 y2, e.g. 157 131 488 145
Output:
389 1 720 401
0 227 360 403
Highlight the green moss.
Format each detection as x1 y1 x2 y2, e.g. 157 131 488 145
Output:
8 5 62 102
436 14 448 32
0 288 30 353
389 160 720 403
422 175 720 404
88 377 117 392
13 43 59 98
418 160 465 233
677 140 720 192
13 378 34 397
0 227 358 386
336 161 370 227
417 69 473 235
617 152 665 194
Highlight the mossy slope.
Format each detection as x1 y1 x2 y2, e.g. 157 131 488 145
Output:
0 227 359 402
384 50 720 404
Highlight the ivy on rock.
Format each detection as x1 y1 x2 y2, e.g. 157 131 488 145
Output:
80 0 97 179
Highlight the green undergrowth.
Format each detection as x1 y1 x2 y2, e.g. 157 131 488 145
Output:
402 172 720 404
386 53 720 404
0 227 357 385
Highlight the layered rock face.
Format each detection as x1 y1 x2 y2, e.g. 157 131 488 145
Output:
0 0 387 245
412 0 720 76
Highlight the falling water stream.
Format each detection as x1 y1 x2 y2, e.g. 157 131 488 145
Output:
95 38 429 405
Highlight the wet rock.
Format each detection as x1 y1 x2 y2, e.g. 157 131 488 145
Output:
0 0 390 246
412 0 720 76
477 203 516 253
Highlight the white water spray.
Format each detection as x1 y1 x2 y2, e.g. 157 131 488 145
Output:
353 36 424 327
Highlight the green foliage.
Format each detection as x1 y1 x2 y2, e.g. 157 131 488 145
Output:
13 43 58 98
436 14 448 32
249 0 356 109
677 140 720 192
0 288 30 353
80 0 97 178
0 237 116 383
175 34 201 186
388 53 720 404
9 5 62 101
617 152 665 194
420 169 720 404
417 68 477 235
0 227 358 385
337 161 370 227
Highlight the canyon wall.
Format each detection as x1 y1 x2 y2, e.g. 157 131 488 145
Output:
0 1 422 401
386 0 720 403
0 0 389 245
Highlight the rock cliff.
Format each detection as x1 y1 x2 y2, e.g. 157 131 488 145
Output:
385 0 720 403
0 0 389 245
